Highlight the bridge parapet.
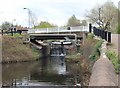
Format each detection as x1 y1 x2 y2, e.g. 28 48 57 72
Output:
28 26 88 34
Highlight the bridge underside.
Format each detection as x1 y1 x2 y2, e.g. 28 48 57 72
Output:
29 34 82 40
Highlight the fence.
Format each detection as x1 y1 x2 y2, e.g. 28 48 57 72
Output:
28 26 88 34
89 24 111 43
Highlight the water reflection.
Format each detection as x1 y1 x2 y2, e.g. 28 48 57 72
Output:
2 56 82 87
50 56 66 75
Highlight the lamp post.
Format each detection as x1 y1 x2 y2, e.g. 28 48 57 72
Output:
99 8 101 28
12 19 16 27
23 8 30 28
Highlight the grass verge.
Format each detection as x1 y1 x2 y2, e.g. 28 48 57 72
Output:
106 50 119 74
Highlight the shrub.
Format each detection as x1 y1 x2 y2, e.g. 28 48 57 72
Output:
87 33 94 40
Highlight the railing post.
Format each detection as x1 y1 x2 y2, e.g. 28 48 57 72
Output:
108 31 111 43
89 23 92 33
104 30 107 41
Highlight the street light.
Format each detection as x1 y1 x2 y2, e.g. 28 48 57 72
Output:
99 8 101 28
12 19 16 27
23 8 30 28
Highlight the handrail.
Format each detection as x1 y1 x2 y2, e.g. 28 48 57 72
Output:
28 26 88 34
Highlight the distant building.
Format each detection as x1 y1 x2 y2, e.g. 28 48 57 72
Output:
16 26 28 34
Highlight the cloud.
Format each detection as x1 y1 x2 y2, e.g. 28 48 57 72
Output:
0 0 119 27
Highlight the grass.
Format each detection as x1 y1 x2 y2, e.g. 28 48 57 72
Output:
2 35 39 63
66 52 81 62
106 50 119 74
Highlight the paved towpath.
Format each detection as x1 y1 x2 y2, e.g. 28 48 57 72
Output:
111 34 120 87
111 34 119 54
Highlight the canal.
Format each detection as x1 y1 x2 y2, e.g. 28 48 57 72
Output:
2 56 84 87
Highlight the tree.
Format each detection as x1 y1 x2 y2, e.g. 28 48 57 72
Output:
1 22 11 30
34 21 57 28
81 20 87 26
29 11 38 28
86 1 118 32
67 15 81 27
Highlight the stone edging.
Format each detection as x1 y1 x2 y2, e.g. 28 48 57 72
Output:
89 41 118 86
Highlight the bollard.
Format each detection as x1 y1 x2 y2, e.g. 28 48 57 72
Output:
108 31 111 43
89 23 92 33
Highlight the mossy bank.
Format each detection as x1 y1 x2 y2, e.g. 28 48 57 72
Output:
2 35 39 63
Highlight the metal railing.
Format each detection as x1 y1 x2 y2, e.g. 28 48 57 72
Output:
28 26 88 34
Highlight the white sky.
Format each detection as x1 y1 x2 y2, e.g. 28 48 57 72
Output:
0 0 119 27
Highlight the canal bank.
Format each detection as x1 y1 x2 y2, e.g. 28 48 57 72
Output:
2 33 103 87
2 35 40 63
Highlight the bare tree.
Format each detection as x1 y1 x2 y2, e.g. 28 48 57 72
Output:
29 11 38 28
86 1 118 32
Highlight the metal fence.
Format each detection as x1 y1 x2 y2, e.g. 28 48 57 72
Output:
92 27 111 43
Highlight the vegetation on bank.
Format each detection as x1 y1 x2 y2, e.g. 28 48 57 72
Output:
106 50 119 74
65 33 103 85
66 33 102 65
89 40 103 61
2 35 39 63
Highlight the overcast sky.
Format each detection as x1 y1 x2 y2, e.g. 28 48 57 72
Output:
0 0 119 27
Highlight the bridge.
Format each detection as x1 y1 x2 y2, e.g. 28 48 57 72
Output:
28 26 89 56
28 26 88 45
28 25 118 86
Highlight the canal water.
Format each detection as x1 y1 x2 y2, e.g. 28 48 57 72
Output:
2 56 83 87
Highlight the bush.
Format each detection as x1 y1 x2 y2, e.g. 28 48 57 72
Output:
87 33 94 40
